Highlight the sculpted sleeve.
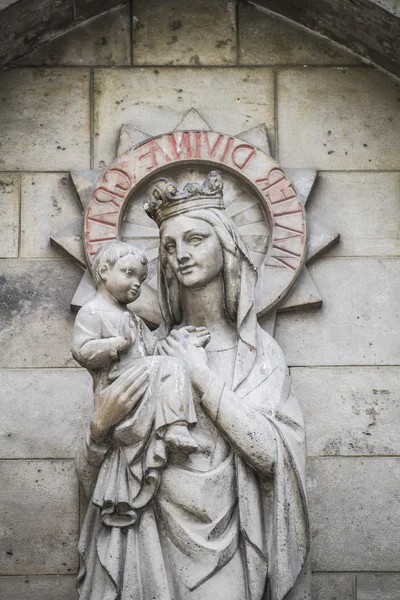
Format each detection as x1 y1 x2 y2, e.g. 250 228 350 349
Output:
72 307 120 368
201 374 277 478
75 428 110 499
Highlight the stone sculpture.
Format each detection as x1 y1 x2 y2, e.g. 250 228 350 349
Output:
74 170 310 600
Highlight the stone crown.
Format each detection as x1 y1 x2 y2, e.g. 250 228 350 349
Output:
143 170 224 225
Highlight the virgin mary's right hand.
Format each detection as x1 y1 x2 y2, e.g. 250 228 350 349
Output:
90 364 149 443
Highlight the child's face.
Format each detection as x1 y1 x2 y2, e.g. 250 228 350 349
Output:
102 254 147 304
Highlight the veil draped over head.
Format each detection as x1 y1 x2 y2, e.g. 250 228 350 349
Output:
157 207 259 390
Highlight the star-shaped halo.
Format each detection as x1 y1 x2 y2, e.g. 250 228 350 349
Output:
50 109 339 336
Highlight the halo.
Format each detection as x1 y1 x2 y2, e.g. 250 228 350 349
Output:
51 109 340 335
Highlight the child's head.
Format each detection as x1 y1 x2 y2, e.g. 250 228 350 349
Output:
92 241 148 304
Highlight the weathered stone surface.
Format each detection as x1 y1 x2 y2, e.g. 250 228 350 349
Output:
0 0 19 8
17 6 131 66
308 172 400 257
0 369 92 459
0 460 78 575
21 173 82 258
239 3 358 65
308 457 400 571
0 174 19 258
275 258 400 366
357 573 400 600
0 259 82 368
278 68 400 170
312 573 354 600
291 367 400 456
133 0 236 66
93 68 275 166
369 0 400 16
0 69 90 171
0 575 77 600
252 0 400 79
50 217 86 267
0 0 74 67
74 0 122 20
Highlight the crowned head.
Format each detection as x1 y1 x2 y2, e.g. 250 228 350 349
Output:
143 170 224 225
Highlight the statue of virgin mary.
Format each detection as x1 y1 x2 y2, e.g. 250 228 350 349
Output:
76 170 310 600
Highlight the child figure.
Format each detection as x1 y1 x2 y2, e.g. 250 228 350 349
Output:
73 241 207 527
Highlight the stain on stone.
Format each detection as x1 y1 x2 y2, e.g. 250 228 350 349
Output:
215 38 232 48
169 19 181 31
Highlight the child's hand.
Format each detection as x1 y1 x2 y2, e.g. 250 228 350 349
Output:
180 326 211 348
116 312 135 353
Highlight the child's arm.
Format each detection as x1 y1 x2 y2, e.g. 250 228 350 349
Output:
73 310 133 369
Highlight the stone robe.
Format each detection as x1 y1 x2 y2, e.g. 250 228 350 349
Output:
75 325 309 600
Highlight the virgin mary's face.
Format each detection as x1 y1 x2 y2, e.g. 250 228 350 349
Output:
161 215 223 288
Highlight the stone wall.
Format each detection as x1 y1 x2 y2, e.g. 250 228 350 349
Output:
0 2 399 599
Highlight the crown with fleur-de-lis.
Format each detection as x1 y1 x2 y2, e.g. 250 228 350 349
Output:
143 170 224 225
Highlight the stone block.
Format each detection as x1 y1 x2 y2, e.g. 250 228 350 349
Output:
133 0 236 66
278 68 400 170
21 173 82 258
308 172 400 257
0 259 82 368
292 367 400 456
94 67 275 166
17 6 131 66
312 573 354 600
0 460 79 575
239 4 358 66
75 0 121 20
0 369 92 459
356 573 400 600
275 258 400 366
0 1 19 8
0 0 74 68
308 457 400 571
0 69 90 171
0 174 19 258
0 575 77 600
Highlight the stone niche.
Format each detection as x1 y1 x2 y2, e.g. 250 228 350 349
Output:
0 2 399 600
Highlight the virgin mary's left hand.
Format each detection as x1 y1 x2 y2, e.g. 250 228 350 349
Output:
159 329 211 393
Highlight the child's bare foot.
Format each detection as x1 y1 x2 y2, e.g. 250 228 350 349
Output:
164 423 198 454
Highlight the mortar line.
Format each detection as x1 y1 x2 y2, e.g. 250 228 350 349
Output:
11 64 373 70
0 366 84 370
0 573 78 578
17 172 22 257
354 572 358 600
2 364 400 371
0 457 75 462
129 1 134 66
312 455 400 459
273 67 278 161
2 455 400 461
1 570 399 578
2 169 399 175
288 364 400 368
312 570 400 574
90 68 94 170
235 0 240 67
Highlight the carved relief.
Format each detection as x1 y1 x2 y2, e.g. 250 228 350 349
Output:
51 110 340 600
